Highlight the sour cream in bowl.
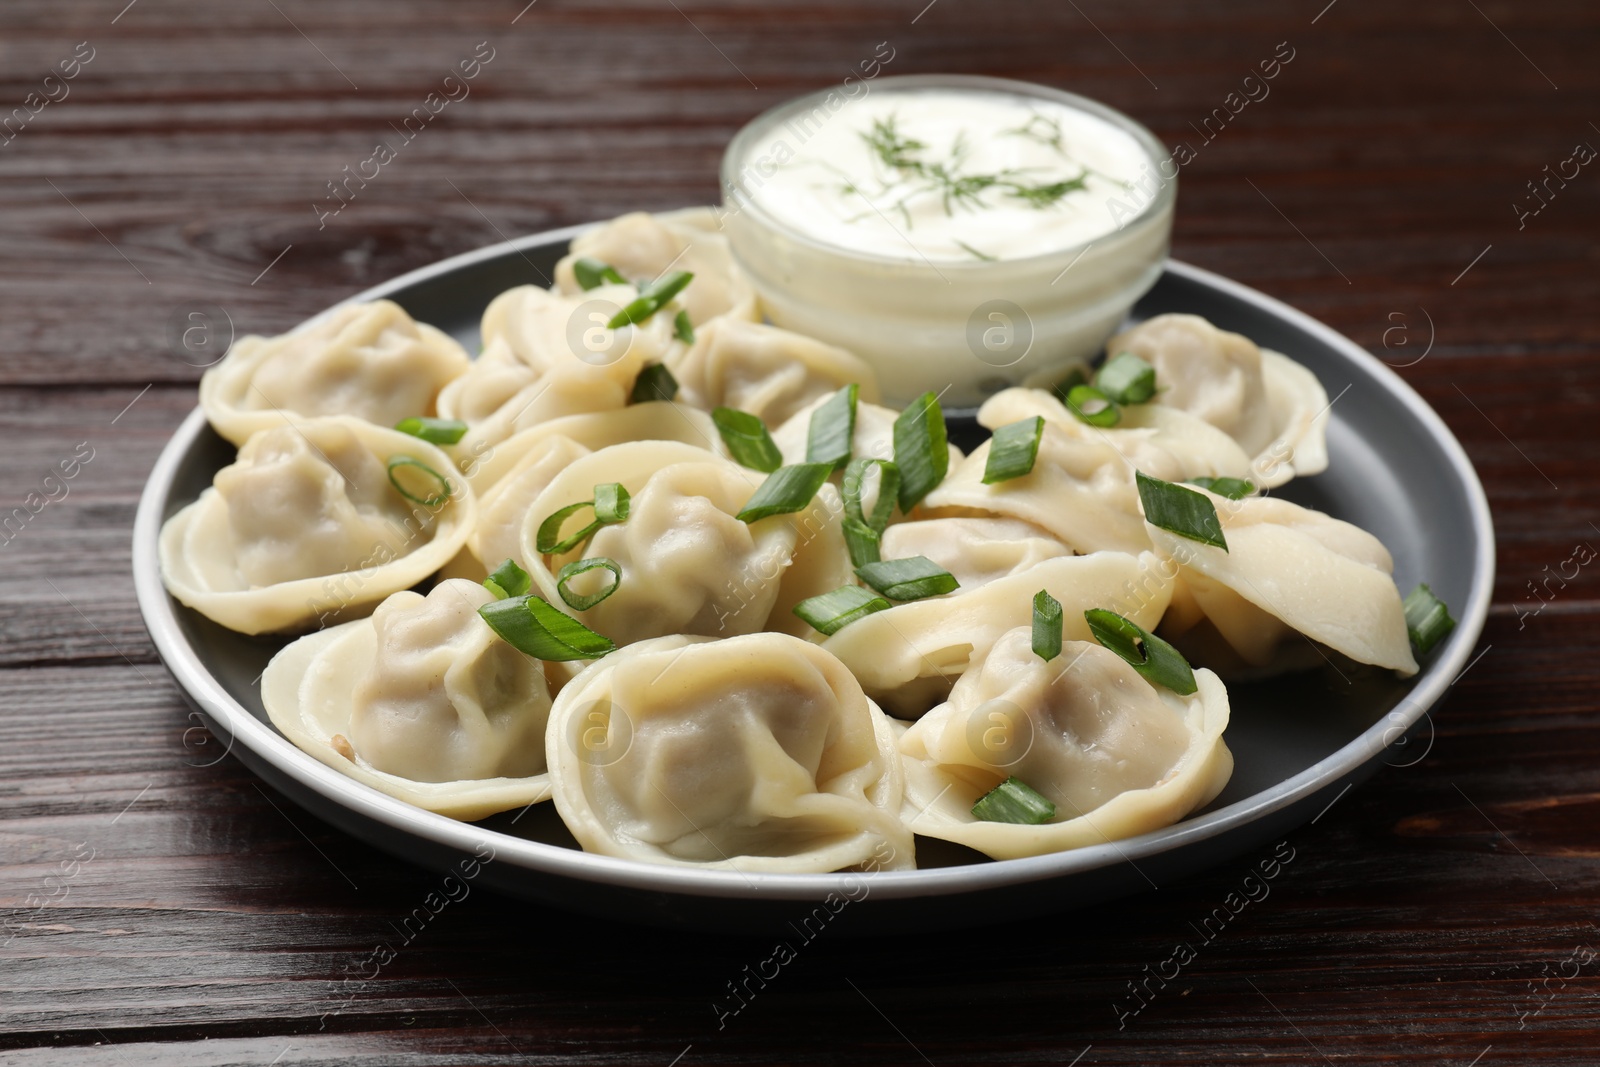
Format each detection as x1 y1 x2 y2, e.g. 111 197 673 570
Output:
719 75 1175 408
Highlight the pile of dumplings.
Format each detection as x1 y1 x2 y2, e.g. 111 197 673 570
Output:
160 208 1426 875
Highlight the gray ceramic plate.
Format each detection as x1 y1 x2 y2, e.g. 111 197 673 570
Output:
132 222 1494 934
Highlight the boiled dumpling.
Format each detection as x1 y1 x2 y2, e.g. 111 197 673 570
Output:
436 284 682 460
977 386 1255 483
261 579 554 819
553 208 759 327
879 517 1071 591
922 421 1164 555
158 416 474 634
200 300 470 447
771 393 964 478
471 434 591 576
1107 314 1328 487
546 633 914 872
519 441 846 645
1146 487 1418 675
820 551 1174 718
670 318 881 427
465 401 722 493
899 627 1233 860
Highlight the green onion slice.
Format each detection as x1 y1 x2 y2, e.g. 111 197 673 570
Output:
856 555 959 601
712 407 783 473
1403 583 1456 655
592 482 630 525
1137 471 1228 551
843 458 900 533
1084 608 1198 695
573 257 628 290
394 416 468 445
1094 351 1157 405
842 517 882 568
736 462 833 523
556 557 622 611
629 363 679 404
806 384 859 470
1065 384 1121 428
386 456 452 508
1050 365 1090 404
982 416 1045 484
607 270 694 328
479 594 616 661
535 501 601 556
483 557 532 600
1187 476 1255 500
1033 589 1063 662
893 391 950 511
971 777 1056 825
793 584 892 636
673 309 695 344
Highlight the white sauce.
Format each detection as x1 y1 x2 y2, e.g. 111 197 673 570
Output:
736 88 1152 263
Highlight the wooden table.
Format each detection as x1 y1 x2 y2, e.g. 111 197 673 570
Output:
3 1 1597 1062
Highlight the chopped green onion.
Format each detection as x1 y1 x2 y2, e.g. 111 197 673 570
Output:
894 391 950 512
806 384 859 470
736 462 833 523
1032 589 1062 662
607 270 694 328
793 584 892 636
483 557 531 600
556 557 622 611
982 416 1045 484
842 517 882 568
1094 352 1157 405
537 484 630 555
479 595 616 660
1065 384 1120 428
1084 608 1198 695
386 456 452 508
629 363 679 404
535 500 601 556
856 555 959 601
1188 476 1255 500
971 777 1056 824
843 458 900 533
712 407 783 473
573 257 628 290
592 482 630 525
1403 583 1456 655
673 309 695 344
1050 365 1090 404
394 416 468 445
1136 471 1228 551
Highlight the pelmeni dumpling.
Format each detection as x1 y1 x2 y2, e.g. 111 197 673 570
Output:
1146 488 1418 675
553 209 759 327
899 628 1233 860
772 393 964 477
1107 314 1328 487
262 579 554 820
977 387 1255 483
821 551 1174 718
471 434 591 575
546 633 914 872
520 441 845 645
158 416 474 634
436 284 682 460
199 301 471 447
922 421 1163 555
669 318 881 427
465 401 722 494
879 517 1071 591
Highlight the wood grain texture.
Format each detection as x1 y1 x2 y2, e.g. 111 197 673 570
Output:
1 0 1598 1063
